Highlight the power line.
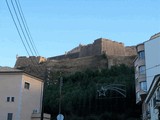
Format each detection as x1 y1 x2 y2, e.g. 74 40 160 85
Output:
5 0 30 56
10 0 35 56
15 0 39 56
13 0 44 73
6 0 42 74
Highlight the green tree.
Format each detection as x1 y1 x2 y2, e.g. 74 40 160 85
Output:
43 64 141 119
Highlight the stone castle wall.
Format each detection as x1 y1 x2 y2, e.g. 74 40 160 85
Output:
101 39 125 56
48 38 135 60
79 38 126 57
80 39 102 57
48 52 79 60
125 46 137 56
14 38 137 78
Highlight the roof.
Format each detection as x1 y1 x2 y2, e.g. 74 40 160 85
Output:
0 66 23 73
0 66 44 82
149 32 160 40
144 32 160 44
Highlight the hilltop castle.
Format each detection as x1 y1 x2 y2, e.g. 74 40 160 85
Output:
48 38 136 60
15 38 136 78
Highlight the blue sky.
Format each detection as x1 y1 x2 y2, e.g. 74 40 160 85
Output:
0 0 160 67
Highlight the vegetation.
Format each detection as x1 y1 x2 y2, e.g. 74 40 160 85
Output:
43 64 141 120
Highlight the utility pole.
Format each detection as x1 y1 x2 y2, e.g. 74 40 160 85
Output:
59 76 63 114
57 76 64 120
41 68 51 120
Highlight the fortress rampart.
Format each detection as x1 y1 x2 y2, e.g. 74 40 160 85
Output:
48 38 136 60
14 38 137 78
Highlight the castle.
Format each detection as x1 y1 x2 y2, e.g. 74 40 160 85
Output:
14 38 137 78
48 38 136 60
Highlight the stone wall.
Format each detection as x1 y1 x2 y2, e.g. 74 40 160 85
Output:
125 46 137 56
48 52 79 60
15 56 47 78
15 56 46 67
14 54 136 79
48 38 136 60
79 43 99 57
67 44 82 54
79 38 126 57
80 38 136 57
14 38 137 78
101 39 125 56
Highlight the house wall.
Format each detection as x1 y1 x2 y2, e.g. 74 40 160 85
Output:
134 43 146 104
145 86 159 120
143 35 160 120
145 37 160 91
0 72 43 120
20 74 43 120
0 73 22 120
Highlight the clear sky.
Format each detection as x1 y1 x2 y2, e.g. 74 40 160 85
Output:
0 0 160 67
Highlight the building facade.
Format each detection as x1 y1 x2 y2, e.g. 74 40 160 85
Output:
143 33 160 120
134 32 160 120
0 67 44 120
134 43 147 104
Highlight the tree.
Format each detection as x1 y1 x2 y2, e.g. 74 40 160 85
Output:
43 64 141 119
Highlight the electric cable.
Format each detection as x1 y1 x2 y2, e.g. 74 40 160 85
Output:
6 0 43 75
10 0 35 56
15 0 45 73
14 0 44 73
15 0 39 56
6 0 30 56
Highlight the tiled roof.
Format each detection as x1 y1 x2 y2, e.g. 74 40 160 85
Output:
0 66 23 72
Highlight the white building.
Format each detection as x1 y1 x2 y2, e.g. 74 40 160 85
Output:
143 33 160 120
0 67 49 120
134 32 160 120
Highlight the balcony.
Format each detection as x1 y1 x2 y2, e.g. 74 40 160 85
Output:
153 96 160 109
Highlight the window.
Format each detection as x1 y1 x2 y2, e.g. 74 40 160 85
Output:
11 97 14 102
24 82 30 89
136 92 140 99
7 113 13 120
135 79 138 86
139 65 146 75
7 97 15 102
138 51 145 59
7 97 10 102
135 66 139 74
140 81 147 91
157 87 160 99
